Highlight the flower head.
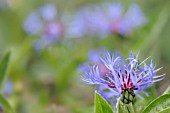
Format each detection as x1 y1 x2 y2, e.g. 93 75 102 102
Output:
82 51 165 104
23 4 63 51
66 2 146 39
106 3 147 36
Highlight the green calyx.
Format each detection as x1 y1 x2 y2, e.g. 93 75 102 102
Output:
120 89 136 104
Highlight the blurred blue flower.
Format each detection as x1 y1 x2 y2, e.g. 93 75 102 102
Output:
67 2 146 38
107 3 147 36
66 14 86 38
88 50 101 63
3 80 13 96
82 51 165 104
78 50 101 73
23 4 63 51
0 0 9 10
40 4 57 21
106 3 123 20
66 6 110 38
23 12 42 35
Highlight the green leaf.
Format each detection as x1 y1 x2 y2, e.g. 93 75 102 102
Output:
140 7 169 60
0 50 11 89
158 107 170 113
117 99 135 113
94 92 113 113
163 85 170 94
0 93 15 113
142 94 170 113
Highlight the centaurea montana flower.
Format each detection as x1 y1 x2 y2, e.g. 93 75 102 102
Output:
106 3 147 36
82 51 165 104
23 4 63 51
66 2 146 39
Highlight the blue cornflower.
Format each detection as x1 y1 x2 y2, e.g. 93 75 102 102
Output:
23 4 64 51
82 51 165 104
106 3 147 36
66 2 146 39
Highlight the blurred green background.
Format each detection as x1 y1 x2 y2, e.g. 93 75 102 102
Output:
0 0 170 113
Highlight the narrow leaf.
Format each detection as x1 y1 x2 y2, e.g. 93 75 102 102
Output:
94 92 113 113
158 107 170 113
0 50 11 89
143 94 170 113
159 107 170 113
0 93 15 113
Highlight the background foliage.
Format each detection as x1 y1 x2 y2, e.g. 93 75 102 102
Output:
0 0 170 113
